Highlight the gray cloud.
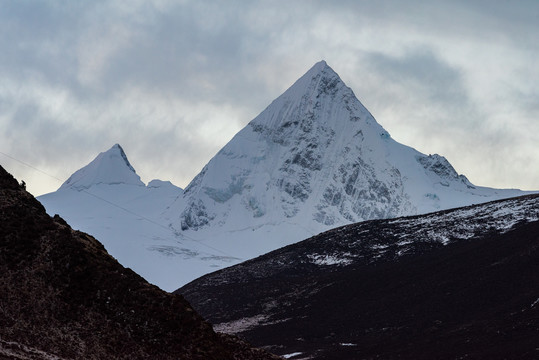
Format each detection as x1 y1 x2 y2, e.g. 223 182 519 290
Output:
0 0 538 195
354 45 538 189
363 48 468 108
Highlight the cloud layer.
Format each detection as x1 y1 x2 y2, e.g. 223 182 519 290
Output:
1 0 538 195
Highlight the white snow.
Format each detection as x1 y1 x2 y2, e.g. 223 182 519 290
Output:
213 314 291 334
39 182 242 291
0 338 67 360
308 253 353 266
38 145 243 291
283 352 304 359
213 315 269 334
388 196 539 243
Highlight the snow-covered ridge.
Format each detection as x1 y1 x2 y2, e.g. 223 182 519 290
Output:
147 179 178 189
306 194 539 266
303 194 539 270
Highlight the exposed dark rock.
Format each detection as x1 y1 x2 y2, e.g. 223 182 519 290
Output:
0 165 279 360
178 194 539 359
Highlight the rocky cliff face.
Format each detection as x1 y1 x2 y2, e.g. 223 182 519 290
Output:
0 165 279 360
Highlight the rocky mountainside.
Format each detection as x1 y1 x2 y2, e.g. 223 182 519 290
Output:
0 165 279 360
38 62 531 290
178 194 539 359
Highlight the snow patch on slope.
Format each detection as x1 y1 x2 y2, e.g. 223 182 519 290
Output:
308 253 353 266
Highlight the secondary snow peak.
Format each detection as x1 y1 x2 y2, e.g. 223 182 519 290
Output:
59 144 144 191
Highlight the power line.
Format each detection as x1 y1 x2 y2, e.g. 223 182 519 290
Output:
78 188 236 257
0 150 237 258
0 151 64 182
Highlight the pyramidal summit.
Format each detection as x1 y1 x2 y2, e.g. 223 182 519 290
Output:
163 60 526 247
38 61 530 290
60 144 144 190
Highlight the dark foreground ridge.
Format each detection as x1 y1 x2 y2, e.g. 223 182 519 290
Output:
0 165 279 360
178 194 539 359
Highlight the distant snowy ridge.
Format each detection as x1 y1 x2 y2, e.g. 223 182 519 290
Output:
308 194 539 268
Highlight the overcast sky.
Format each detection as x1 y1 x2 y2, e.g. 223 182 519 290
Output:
1 0 538 196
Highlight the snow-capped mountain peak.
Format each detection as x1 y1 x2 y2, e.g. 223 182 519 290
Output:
168 61 527 245
174 61 389 232
249 59 374 132
59 144 144 191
